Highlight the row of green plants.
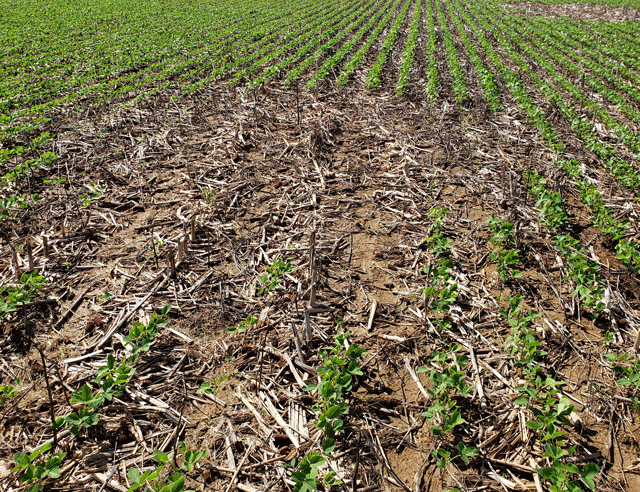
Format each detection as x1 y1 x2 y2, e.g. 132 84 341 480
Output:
516 20 640 158
0 0 300 111
364 0 412 89
579 19 640 72
421 205 601 491
505 0 639 6
54 306 171 435
538 17 640 130
1 0 290 141
418 346 478 476
395 0 422 95
435 0 467 102
0 193 44 221
293 331 368 491
0 132 53 167
500 294 599 492
445 0 501 109
424 0 439 100
306 0 399 89
0 270 47 319
487 215 522 283
10 304 213 492
1 151 57 188
248 252 370 490
560 159 640 273
337 0 407 86
420 207 459 333
524 170 605 313
418 206 479 487
474 0 640 273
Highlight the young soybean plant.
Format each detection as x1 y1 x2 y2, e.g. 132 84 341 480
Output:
0 270 47 319
257 256 295 294
295 331 368 491
418 345 478 471
12 443 66 492
54 307 170 436
127 442 208 492
486 215 522 283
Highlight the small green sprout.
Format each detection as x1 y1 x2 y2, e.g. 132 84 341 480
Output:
226 315 257 334
197 375 229 396
97 291 112 304
257 256 295 294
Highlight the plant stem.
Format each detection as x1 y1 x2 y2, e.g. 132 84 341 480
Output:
38 347 58 450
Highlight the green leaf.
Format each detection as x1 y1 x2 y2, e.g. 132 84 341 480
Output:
537 466 555 480
323 471 342 486
153 450 171 464
514 396 528 406
446 410 465 428
543 443 565 460
582 463 598 490
306 452 325 468
13 452 30 470
128 468 141 484
303 382 317 392
72 383 94 404
46 465 61 479
322 438 336 455
325 405 343 419
169 472 185 492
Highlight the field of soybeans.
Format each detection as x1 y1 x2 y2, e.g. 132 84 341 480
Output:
3 0 640 490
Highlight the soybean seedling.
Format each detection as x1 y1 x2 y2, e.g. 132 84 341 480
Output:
487 215 522 283
12 443 67 492
226 315 257 334
126 442 207 492
79 182 107 208
257 256 295 294
0 270 46 319
197 375 229 396
97 291 112 304
0 382 18 407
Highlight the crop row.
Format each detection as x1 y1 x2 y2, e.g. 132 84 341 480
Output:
445 0 500 109
434 0 467 101
337 0 408 86
395 0 422 95
365 0 413 89
306 0 399 89
447 0 640 276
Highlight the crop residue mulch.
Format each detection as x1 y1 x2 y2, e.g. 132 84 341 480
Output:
1 80 640 491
